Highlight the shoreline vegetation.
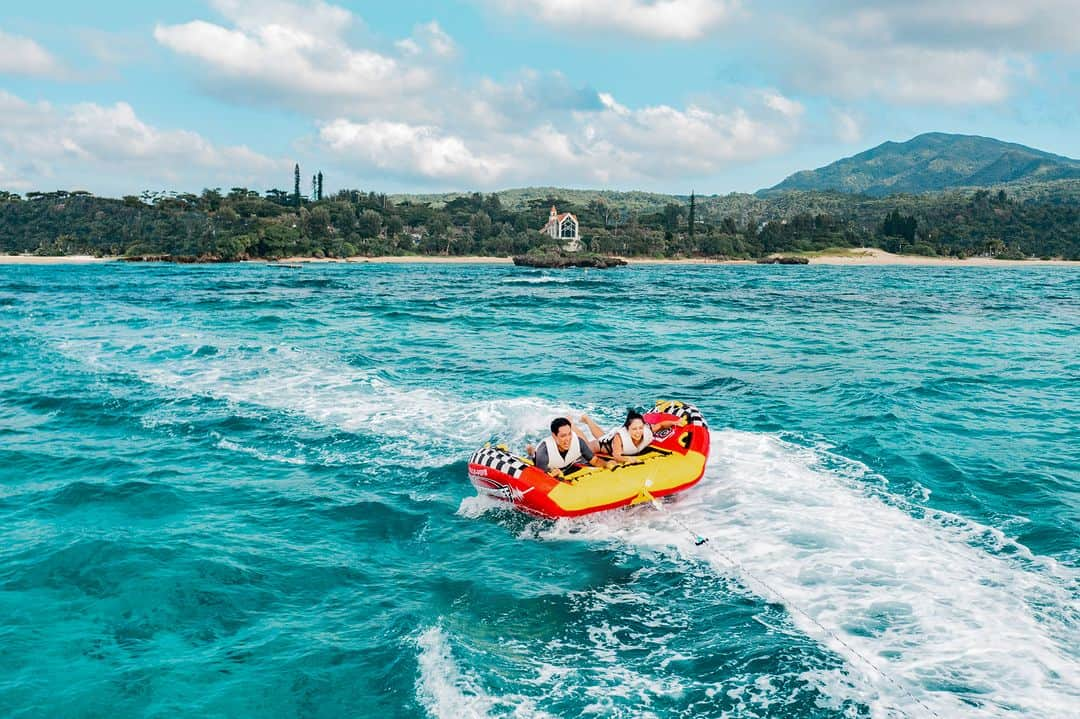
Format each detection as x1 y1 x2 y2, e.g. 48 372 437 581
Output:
2 181 1079 265
2 248 1077 267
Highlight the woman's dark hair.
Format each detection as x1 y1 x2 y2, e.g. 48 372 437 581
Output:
623 410 646 428
550 417 572 434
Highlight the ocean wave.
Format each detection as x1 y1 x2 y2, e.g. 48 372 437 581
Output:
416 626 558 719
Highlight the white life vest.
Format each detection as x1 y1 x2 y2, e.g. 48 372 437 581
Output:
540 434 584 470
608 425 654 456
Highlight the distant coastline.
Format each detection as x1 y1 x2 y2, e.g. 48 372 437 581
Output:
2 249 1078 267
0 255 116 265
4 181 1079 265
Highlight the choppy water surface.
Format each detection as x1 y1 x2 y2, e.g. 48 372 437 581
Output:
1 263 1077 718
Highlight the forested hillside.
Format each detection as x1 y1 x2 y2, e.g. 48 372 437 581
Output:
2 181 1077 260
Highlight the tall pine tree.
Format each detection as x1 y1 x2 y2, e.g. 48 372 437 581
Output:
317 172 323 201
688 191 696 240
293 164 301 207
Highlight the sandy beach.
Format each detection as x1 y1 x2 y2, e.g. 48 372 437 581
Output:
798 247 1080 266
0 249 1076 266
0 255 116 265
631 248 1080 266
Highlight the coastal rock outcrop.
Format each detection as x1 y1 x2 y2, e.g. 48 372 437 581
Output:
757 256 810 264
512 249 627 269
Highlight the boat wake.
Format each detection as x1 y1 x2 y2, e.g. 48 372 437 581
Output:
524 430 1080 718
54 334 565 468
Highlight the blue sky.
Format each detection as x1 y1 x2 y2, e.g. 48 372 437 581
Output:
2 1 1078 197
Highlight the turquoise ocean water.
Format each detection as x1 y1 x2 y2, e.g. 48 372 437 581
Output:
1 263 1077 718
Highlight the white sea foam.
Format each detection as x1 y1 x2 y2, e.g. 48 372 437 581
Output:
415 626 500 719
58 336 567 466
531 430 1080 718
415 626 557 719
417 620 690 719
456 494 508 519
213 435 307 465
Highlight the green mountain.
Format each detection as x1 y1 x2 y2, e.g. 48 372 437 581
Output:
763 132 1080 197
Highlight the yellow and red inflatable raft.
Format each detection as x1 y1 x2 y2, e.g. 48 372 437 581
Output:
468 401 709 518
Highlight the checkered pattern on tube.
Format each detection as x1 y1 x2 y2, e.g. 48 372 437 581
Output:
470 446 528 479
656 401 708 429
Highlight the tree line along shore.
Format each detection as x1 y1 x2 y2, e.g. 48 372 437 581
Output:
1 180 1078 262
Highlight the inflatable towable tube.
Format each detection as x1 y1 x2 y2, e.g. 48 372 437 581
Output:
468 400 709 518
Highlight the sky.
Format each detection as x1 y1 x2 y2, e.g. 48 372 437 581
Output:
1 0 1078 197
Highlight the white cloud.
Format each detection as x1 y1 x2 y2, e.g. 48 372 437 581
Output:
0 90 282 193
773 1 1072 105
319 90 800 187
151 0 799 190
491 0 737 40
155 0 432 110
210 0 354 37
833 1 1080 53
0 29 64 77
395 22 457 58
833 109 863 143
598 92 629 116
415 21 457 58
0 161 29 191
321 119 506 184
762 92 803 118
571 93 799 178
786 34 1022 105
0 91 48 124
67 102 276 169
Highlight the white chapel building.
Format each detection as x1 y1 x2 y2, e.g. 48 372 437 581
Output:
541 205 582 252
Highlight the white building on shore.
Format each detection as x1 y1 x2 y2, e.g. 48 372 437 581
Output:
541 205 582 251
